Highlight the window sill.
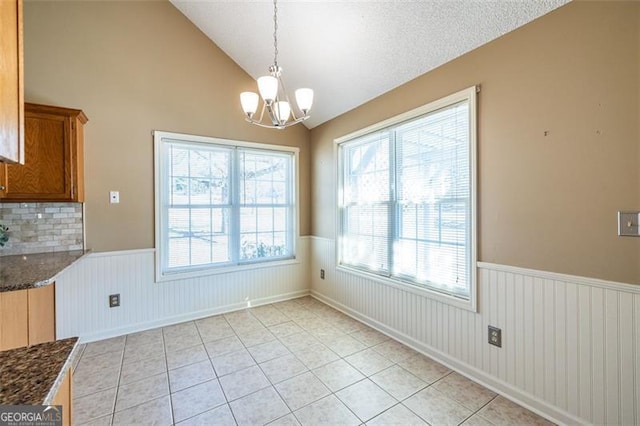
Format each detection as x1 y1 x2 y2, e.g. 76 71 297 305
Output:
335 264 477 312
156 257 300 283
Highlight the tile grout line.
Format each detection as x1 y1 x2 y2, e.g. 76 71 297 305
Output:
159 328 176 426
108 337 127 426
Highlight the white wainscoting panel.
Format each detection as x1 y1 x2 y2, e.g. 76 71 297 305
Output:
310 236 639 425
55 237 310 342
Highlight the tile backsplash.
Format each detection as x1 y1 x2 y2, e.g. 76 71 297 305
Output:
0 202 84 256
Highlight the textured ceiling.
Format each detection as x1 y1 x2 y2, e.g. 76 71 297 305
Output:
171 0 570 129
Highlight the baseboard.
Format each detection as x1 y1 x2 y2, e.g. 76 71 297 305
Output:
79 289 310 343
311 290 585 426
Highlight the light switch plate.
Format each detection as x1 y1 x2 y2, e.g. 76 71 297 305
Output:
618 211 640 237
110 191 120 204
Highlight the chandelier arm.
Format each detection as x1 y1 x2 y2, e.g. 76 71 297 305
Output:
256 101 267 124
245 115 309 130
265 103 280 126
276 75 296 121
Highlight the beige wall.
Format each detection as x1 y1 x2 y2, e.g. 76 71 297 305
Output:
311 1 640 284
24 0 311 252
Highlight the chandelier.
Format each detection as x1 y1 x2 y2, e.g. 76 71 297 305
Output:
240 0 313 129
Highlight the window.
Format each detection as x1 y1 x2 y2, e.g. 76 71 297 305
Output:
154 131 297 281
337 87 477 308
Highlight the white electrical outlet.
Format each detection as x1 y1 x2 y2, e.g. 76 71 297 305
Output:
110 191 120 204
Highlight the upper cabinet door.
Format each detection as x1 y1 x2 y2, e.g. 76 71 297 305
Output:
0 103 88 202
0 0 24 164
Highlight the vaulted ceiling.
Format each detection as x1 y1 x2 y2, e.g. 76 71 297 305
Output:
171 0 570 128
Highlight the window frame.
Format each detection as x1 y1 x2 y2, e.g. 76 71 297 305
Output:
335 86 478 311
154 130 299 283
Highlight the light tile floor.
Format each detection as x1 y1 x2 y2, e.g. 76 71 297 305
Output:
72 296 554 425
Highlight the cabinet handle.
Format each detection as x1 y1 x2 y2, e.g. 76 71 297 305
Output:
0 185 5 191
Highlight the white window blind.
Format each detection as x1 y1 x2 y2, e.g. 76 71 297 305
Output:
338 87 476 302
155 132 296 280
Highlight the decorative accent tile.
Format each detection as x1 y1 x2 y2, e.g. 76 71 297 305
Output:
0 202 83 256
336 379 397 422
404 387 473 426
274 371 331 411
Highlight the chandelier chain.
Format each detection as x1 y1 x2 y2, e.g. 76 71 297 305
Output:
272 0 278 67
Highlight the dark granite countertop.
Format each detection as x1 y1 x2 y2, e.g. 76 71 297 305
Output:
0 250 88 293
0 338 79 405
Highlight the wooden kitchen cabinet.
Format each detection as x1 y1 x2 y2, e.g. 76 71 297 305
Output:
28 285 56 346
0 289 28 350
0 284 56 351
0 103 88 202
51 367 72 426
0 0 24 164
